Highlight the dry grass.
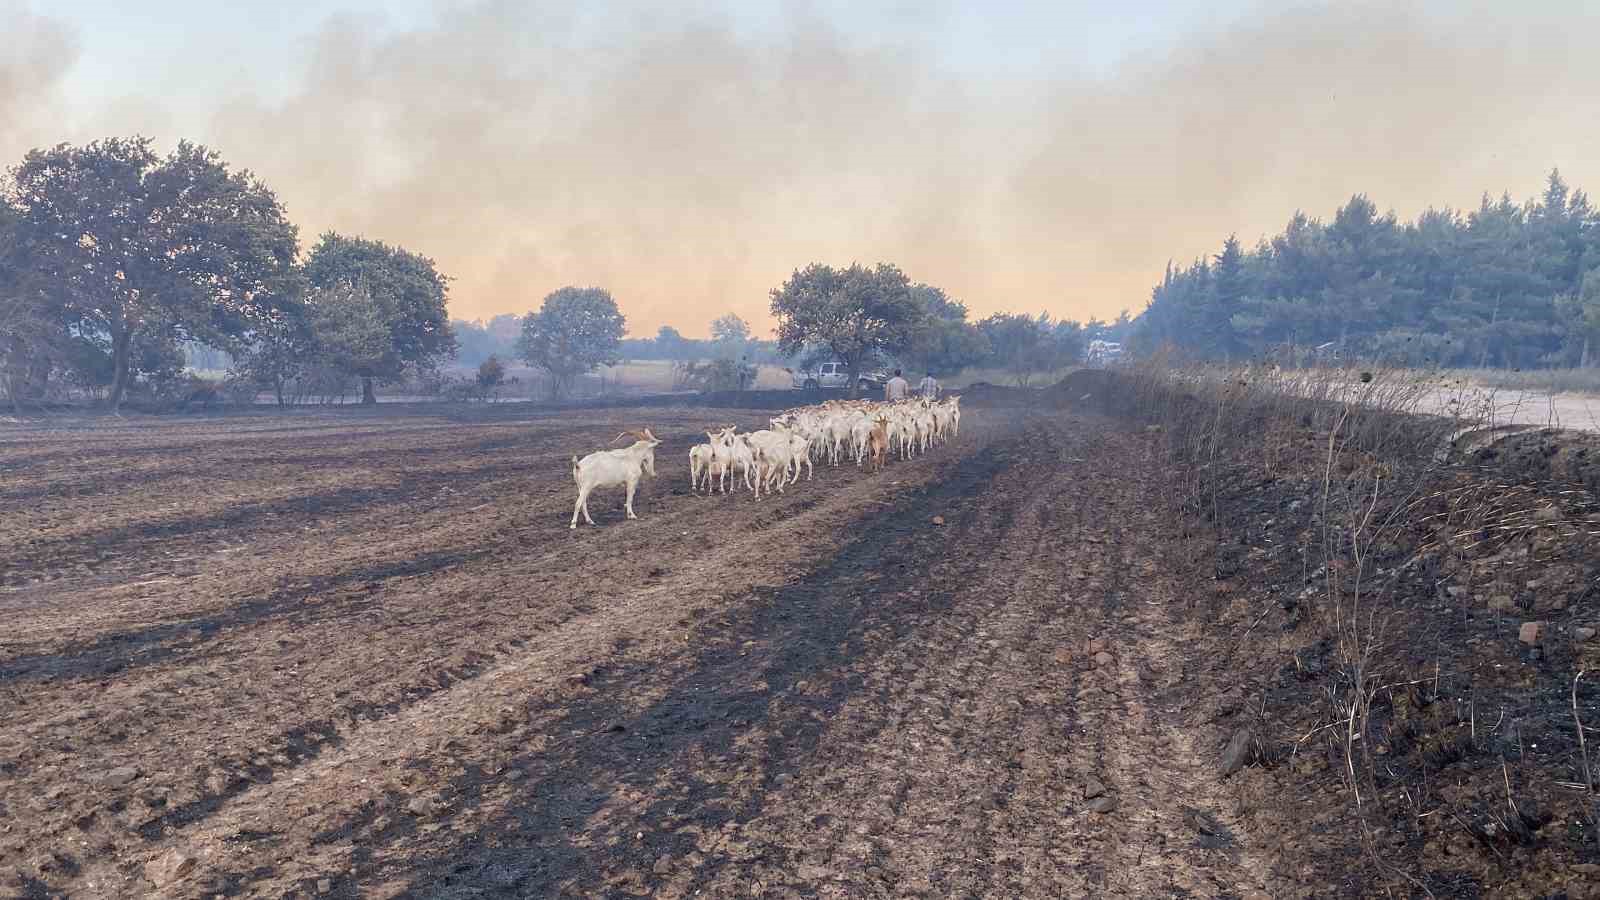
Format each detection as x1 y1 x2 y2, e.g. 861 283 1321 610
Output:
1116 354 1503 890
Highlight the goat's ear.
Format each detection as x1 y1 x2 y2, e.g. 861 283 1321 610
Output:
642 427 657 441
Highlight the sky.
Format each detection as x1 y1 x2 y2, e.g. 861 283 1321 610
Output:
4 0 1599 338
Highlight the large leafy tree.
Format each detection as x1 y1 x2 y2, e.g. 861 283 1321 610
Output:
904 284 989 377
770 262 926 397
516 286 626 399
7 137 300 410
304 233 455 403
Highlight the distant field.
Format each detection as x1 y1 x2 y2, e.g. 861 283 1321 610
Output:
457 360 794 399
1447 366 1600 395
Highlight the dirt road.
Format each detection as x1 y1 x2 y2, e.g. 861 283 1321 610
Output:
1 404 1290 897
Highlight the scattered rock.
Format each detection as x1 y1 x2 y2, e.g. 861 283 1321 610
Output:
1487 595 1516 613
406 797 434 818
1052 649 1073 666
504 769 526 782
317 878 333 894
101 765 141 788
931 516 945 526
774 773 792 787
1093 651 1115 668
1086 638 1107 654
144 848 196 887
1575 626 1597 643
1519 621 1545 645
1083 776 1107 799
1220 727 1254 777
1086 796 1119 814
653 858 672 875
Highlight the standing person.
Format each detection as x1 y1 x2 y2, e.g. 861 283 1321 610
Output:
884 369 910 402
918 370 940 399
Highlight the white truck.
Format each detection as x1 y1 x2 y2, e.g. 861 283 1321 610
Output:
787 361 890 392
1086 340 1123 366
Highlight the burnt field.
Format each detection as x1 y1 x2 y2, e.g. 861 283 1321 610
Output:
0 398 1306 898
4 389 1598 899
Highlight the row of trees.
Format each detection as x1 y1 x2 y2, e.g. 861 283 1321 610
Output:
0 137 456 411
451 312 787 369
3 135 1118 413
1133 170 1600 368
768 262 1108 392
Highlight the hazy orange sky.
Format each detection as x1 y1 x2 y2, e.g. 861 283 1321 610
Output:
4 1 1598 338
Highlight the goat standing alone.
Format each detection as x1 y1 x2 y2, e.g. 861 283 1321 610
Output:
571 428 661 529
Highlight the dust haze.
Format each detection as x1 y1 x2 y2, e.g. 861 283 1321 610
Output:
5 1 1599 336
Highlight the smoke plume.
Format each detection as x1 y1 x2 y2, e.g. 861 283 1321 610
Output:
5 1 1600 335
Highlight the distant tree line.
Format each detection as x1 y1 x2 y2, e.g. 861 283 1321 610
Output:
2 135 1124 413
1133 170 1600 369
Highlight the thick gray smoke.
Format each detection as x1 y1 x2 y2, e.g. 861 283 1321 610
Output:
5 1 1600 334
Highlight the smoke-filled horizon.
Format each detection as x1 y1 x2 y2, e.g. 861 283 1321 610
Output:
4 0 1598 340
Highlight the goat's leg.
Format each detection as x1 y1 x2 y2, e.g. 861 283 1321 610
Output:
571 489 584 529
574 485 597 527
625 476 639 519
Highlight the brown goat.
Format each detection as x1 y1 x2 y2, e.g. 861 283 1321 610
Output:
867 416 890 472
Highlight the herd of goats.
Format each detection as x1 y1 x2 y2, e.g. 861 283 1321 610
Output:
569 395 965 528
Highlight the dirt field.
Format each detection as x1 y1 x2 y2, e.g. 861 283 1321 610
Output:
0 399 1319 898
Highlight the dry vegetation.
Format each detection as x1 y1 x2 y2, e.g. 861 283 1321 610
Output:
1080 358 1600 895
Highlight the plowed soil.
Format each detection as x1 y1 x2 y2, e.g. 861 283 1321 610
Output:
2 403 1295 898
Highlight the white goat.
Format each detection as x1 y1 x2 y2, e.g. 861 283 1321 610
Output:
689 442 714 492
570 428 661 528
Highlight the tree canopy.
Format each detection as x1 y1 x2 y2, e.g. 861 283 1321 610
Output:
305 233 455 403
903 284 990 376
710 314 751 345
978 313 1084 386
1134 170 1600 368
6 136 300 409
516 286 626 398
770 262 926 396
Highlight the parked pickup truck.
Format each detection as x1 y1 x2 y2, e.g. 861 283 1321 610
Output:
787 361 890 392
